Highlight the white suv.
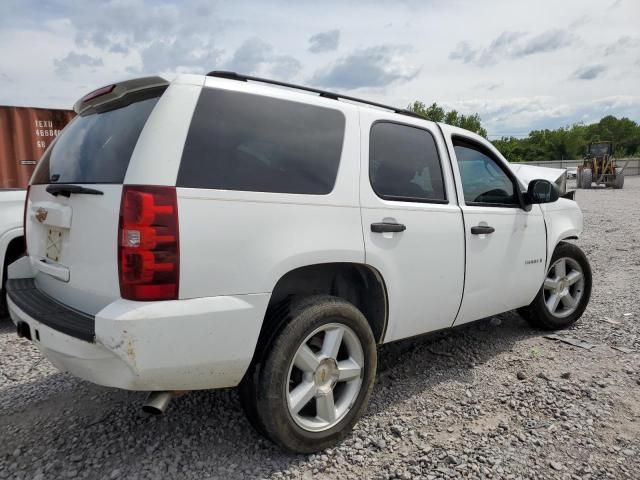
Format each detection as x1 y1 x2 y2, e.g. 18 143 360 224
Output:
7 72 592 453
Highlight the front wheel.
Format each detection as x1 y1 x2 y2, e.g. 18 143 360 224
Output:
581 169 592 189
614 173 624 189
241 295 377 453
518 242 592 330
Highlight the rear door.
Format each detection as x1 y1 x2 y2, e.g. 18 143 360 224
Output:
443 129 547 325
26 83 174 315
360 111 465 342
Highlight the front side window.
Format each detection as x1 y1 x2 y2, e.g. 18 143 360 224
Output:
178 88 345 195
369 122 446 202
453 138 519 206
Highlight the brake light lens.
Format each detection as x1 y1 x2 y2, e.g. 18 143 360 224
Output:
23 185 30 254
118 186 179 301
81 84 115 103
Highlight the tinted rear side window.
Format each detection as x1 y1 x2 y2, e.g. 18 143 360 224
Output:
178 88 346 194
32 91 162 185
370 122 446 202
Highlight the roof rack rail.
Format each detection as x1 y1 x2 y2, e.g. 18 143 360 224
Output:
206 71 425 120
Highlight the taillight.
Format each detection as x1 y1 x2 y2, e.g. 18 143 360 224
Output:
23 185 30 254
81 84 115 103
118 186 179 301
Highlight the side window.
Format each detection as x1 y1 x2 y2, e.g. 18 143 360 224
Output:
369 122 446 202
453 138 519 206
178 88 346 194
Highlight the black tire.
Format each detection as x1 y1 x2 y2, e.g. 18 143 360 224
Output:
241 295 377 453
1 240 25 320
1 261 10 319
518 242 592 330
614 173 624 189
0 289 7 319
581 169 592 189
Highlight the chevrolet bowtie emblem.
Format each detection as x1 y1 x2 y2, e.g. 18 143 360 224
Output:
35 207 48 223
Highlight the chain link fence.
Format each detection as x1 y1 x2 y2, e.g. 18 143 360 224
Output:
517 158 640 176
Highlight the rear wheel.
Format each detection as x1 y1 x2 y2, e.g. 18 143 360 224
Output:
240 295 377 453
581 169 592 189
518 242 592 330
0 289 6 319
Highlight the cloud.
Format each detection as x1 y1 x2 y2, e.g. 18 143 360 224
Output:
569 15 591 29
475 81 503 91
516 30 573 56
308 29 340 53
571 64 606 80
223 37 301 79
0 72 14 83
450 29 574 67
449 42 477 64
454 94 640 136
310 45 419 89
138 37 221 74
54 51 103 76
109 43 129 54
604 36 640 56
35 0 230 75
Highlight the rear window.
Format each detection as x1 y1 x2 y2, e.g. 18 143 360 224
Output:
177 88 345 194
32 90 163 185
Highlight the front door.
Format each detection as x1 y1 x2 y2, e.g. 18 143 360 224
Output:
360 112 465 342
446 133 547 325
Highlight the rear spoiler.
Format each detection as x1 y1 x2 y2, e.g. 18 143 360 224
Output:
74 76 169 115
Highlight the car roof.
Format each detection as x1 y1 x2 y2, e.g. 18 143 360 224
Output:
181 73 440 129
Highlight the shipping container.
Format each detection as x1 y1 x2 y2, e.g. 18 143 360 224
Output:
0 106 75 189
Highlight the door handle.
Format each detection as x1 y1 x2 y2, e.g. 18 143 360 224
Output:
371 222 406 233
471 225 495 235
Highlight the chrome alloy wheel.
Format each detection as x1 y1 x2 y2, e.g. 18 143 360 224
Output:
286 323 364 432
543 257 585 318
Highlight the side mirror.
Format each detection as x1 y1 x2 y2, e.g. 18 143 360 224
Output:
526 179 559 204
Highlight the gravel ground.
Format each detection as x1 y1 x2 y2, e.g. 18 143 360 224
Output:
1 177 639 480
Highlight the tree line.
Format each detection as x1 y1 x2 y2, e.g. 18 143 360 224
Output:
407 101 640 162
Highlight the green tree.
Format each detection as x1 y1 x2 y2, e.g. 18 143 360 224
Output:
407 101 488 137
492 116 640 162
407 101 445 122
407 101 639 161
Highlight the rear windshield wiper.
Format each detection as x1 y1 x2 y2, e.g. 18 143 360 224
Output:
46 184 104 198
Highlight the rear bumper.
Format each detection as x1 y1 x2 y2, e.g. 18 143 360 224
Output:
7 282 270 391
7 279 95 342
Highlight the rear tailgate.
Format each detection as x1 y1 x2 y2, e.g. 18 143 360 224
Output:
26 82 167 315
27 185 123 314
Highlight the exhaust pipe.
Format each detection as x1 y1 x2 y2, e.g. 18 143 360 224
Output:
142 391 173 415
16 322 32 341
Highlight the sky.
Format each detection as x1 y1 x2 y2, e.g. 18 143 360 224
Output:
0 0 638 137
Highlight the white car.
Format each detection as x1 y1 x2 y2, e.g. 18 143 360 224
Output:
0 188 25 317
7 72 592 453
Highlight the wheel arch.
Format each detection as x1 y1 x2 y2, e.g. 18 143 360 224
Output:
268 262 388 342
0 228 24 287
541 200 584 270
248 262 389 371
